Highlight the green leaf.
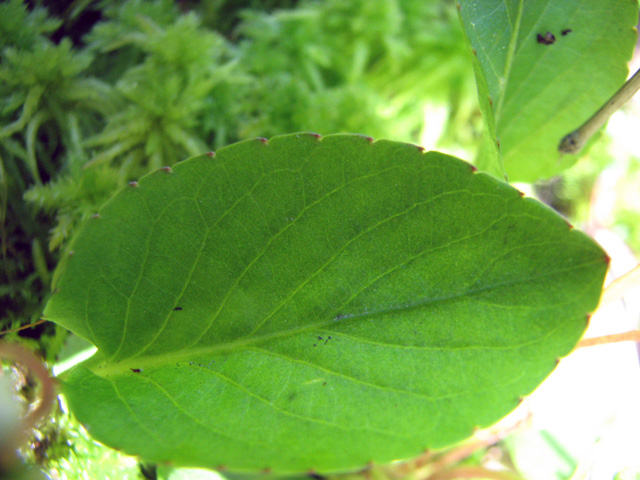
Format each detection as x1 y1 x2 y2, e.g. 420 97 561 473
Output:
44 134 607 473
457 0 638 181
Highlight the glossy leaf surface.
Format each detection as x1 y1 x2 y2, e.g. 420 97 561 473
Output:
44 134 608 473
457 0 638 181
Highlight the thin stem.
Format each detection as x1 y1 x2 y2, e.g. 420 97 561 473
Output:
559 67 640 154
599 264 640 308
427 467 520 480
577 330 640 348
0 319 47 336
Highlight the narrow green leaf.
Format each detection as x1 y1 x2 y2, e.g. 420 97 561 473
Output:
44 134 607 473
458 0 638 181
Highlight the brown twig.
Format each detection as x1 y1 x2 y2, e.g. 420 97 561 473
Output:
0 318 48 335
428 466 519 480
577 330 640 348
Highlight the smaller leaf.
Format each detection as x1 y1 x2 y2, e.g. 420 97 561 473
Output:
458 0 638 181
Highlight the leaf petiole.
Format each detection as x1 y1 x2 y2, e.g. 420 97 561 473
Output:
559 67 640 154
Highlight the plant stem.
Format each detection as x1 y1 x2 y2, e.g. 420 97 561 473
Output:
0 318 47 335
558 67 640 154
577 330 640 348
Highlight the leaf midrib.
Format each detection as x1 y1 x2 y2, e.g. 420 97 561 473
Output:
90 253 603 376
493 0 525 125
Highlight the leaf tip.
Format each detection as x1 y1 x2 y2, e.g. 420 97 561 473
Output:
159 166 173 173
128 181 139 188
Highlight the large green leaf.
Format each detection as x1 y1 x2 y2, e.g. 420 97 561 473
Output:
457 0 638 181
44 134 607 473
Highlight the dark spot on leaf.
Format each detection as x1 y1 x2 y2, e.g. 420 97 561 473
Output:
288 392 296 401
128 181 139 187
324 336 331 345
561 29 572 36
131 368 141 373
207 151 215 157
68 251 74 257
472 48 477 56
313 344 317 347
334 314 347 321
173 307 183 311
160 166 172 173
323 382 327 386
536 32 555 45
91 213 100 219
318 336 323 340
308 471 324 480
258 137 268 144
